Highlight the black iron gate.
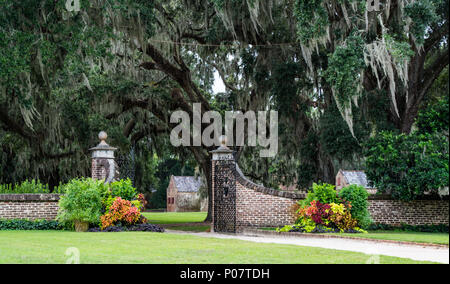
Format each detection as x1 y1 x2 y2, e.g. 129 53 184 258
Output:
116 146 136 185
213 160 236 233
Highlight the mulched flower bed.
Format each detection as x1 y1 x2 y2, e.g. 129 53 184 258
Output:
88 224 165 233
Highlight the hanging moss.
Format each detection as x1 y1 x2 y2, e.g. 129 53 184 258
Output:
323 33 365 136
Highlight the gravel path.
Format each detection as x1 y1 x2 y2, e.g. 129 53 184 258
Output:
166 230 449 264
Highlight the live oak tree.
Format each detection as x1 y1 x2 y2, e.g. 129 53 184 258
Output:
0 0 448 219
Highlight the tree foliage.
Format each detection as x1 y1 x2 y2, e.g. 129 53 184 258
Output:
364 131 448 200
0 0 448 214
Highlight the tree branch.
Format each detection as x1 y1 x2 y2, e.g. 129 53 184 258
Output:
0 107 37 141
424 23 449 53
420 47 449 99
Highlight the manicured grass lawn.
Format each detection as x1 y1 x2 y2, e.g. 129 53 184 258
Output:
142 212 207 224
144 213 450 243
0 231 435 264
333 231 449 245
260 227 449 245
168 225 211 232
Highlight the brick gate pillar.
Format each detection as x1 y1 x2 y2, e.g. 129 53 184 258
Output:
210 136 237 233
89 131 118 183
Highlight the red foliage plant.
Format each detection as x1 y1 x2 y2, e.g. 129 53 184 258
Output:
299 200 331 225
100 197 141 229
137 193 148 210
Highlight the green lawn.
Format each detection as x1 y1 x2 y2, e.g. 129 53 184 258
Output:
143 213 449 244
333 231 449 245
168 225 211 232
142 212 207 224
260 227 449 245
0 231 435 264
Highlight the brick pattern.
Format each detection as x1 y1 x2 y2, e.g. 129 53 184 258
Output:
166 176 203 212
368 199 449 226
0 194 60 220
91 158 109 180
236 181 301 229
235 168 306 199
213 159 237 233
211 159 304 230
166 177 176 212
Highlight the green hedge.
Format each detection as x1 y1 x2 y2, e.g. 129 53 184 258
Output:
0 219 63 230
0 180 64 194
368 223 449 233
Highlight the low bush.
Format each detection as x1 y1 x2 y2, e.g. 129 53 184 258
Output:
301 183 338 207
0 219 62 230
0 180 50 194
56 177 147 231
0 180 65 194
57 178 105 227
88 224 164 233
277 224 365 234
137 193 148 210
100 197 145 229
338 185 372 229
110 178 137 201
294 200 363 233
368 223 449 233
328 202 358 231
298 200 331 225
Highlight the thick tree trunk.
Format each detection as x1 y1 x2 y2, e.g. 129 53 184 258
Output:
202 160 213 222
400 103 420 134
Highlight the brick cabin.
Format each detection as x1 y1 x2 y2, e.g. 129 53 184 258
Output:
166 176 207 212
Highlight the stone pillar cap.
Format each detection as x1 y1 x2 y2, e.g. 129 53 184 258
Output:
210 135 233 153
89 131 117 152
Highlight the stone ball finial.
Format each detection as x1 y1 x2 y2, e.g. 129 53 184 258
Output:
219 135 227 147
98 131 107 142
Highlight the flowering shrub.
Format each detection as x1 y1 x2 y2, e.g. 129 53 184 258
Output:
298 200 331 225
100 197 142 229
328 202 358 231
294 200 363 233
137 193 148 210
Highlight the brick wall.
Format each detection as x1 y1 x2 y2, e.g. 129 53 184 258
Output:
368 196 449 226
236 181 301 228
234 166 305 231
233 168 449 228
213 162 449 230
211 145 449 231
166 176 176 212
0 194 60 220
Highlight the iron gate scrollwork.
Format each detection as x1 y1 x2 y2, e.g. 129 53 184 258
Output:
116 146 136 185
213 160 236 233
